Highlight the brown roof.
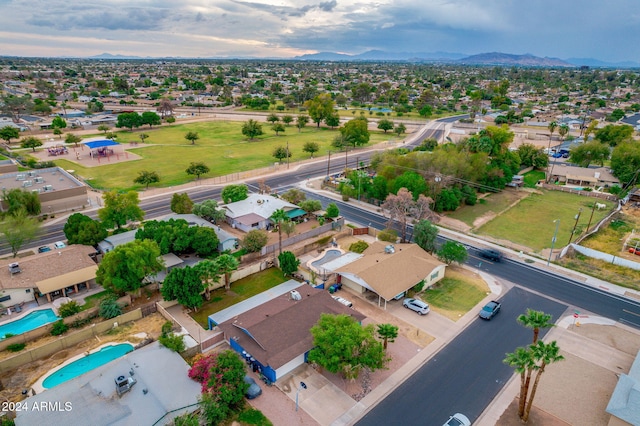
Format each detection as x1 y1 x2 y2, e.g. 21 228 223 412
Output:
335 242 445 300
0 245 97 292
218 286 365 370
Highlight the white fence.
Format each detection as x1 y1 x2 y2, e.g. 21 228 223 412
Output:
570 243 640 271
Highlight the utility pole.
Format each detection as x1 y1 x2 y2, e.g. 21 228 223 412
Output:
585 201 597 234
568 208 583 245
547 219 560 266
286 141 290 169
344 146 348 175
326 150 331 179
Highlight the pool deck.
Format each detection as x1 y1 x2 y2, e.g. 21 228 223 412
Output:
31 341 136 394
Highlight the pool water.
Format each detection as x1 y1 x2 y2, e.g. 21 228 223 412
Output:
43 343 134 389
0 309 60 339
311 249 343 269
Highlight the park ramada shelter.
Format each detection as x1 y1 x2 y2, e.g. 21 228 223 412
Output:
0 245 98 305
325 242 447 309
212 282 365 383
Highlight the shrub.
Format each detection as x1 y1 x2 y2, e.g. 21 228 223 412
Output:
165 116 176 123
99 297 122 320
159 333 185 352
349 241 369 253
58 300 82 318
161 321 174 337
51 320 69 336
377 229 398 243
7 343 26 352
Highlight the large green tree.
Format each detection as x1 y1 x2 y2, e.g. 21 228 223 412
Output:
0 209 39 257
193 199 226 224
272 145 291 162
96 239 164 293
98 190 144 230
0 126 20 145
20 136 42 152
64 133 82 147
308 314 389 380
184 131 200 145
170 192 194 214
340 117 370 147
186 162 210 180
278 251 300 276
2 188 41 216
161 266 205 311
568 141 610 168
221 184 248 204
63 213 107 246
241 119 263 140
134 170 160 189
436 241 468 265
241 229 268 253
610 141 640 184
116 112 142 131
414 220 439 254
595 124 634 147
305 94 335 127
303 141 320 158
140 111 161 128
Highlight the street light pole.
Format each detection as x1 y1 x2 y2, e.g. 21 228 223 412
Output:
326 150 331 180
295 381 307 412
547 219 560 266
286 141 290 169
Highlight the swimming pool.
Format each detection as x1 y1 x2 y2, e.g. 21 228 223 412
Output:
42 343 134 389
309 248 344 272
0 309 60 339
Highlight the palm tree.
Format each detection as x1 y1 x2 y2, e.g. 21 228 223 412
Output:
194 259 221 299
270 209 289 255
504 346 535 418
522 341 564 422
376 323 398 350
517 309 554 344
213 254 239 290
545 121 558 183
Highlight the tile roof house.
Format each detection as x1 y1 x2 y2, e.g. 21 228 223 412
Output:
220 194 303 233
217 283 365 383
547 164 620 188
328 242 447 308
0 245 98 304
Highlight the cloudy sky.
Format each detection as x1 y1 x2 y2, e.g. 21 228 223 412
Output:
0 0 638 62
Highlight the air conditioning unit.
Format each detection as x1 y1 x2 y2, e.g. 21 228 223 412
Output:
34 177 44 183
16 173 25 181
22 180 33 187
43 185 53 192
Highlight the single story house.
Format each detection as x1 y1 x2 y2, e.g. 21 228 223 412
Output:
606 349 640 425
97 229 137 254
326 242 447 309
546 164 620 188
16 342 201 426
0 245 98 304
215 282 365 383
221 194 305 233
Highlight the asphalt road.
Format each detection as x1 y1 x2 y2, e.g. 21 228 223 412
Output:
356 287 568 426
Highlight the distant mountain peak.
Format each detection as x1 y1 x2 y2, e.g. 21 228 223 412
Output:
458 52 573 67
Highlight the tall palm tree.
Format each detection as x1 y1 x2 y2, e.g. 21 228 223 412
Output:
504 346 535 418
194 259 221 299
213 254 239 290
522 341 564 422
549 123 569 183
270 209 289 255
517 309 554 344
545 121 558 183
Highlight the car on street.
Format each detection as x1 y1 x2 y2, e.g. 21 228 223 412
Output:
53 241 66 249
478 248 503 262
443 413 471 426
332 295 353 308
244 375 262 399
38 246 51 253
479 300 501 320
403 298 430 315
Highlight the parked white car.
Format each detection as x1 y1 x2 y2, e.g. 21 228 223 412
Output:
332 296 353 308
403 298 430 315
54 241 66 249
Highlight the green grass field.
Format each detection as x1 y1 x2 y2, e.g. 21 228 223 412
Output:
523 170 546 188
446 190 526 227
422 269 488 320
190 267 288 328
53 121 390 191
476 190 615 252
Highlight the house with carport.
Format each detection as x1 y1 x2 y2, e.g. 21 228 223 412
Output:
323 242 447 309
0 245 98 305
212 281 365 383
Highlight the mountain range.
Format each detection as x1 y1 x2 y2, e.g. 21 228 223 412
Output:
86 51 640 68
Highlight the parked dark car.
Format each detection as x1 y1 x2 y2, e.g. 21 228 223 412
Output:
38 246 51 253
478 249 503 262
244 375 262 399
479 300 502 320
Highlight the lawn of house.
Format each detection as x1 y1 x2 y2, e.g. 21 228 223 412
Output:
190 267 289 328
422 267 489 321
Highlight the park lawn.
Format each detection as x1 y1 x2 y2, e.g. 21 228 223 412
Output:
476 190 616 252
190 267 288 329
422 267 489 321
54 121 390 191
446 190 527 227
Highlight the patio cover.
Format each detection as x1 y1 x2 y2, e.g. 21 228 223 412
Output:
285 208 306 219
83 140 120 149
36 265 98 294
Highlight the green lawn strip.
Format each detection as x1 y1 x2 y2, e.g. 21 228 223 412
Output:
523 170 546 188
422 277 487 320
81 290 110 309
476 190 615 252
559 254 640 291
446 190 526 227
235 407 273 426
190 268 288 328
54 121 390 191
